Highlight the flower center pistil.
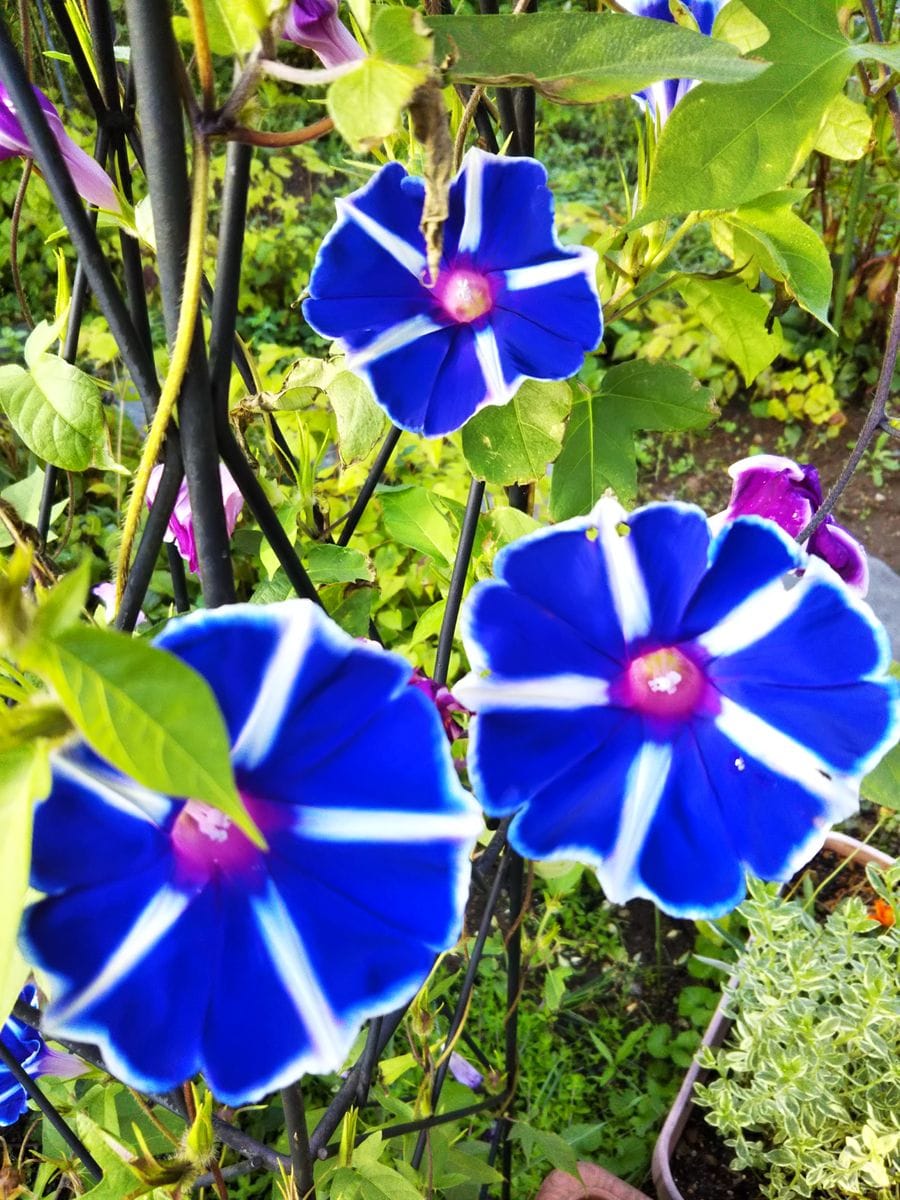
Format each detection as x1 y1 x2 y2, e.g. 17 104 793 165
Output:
622 646 707 721
171 799 261 879
435 269 493 323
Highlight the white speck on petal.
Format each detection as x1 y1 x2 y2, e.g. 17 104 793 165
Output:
648 670 682 695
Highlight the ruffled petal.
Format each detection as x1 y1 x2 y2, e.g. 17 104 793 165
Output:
490 276 602 386
360 323 498 437
504 710 644 855
809 519 869 594
453 149 575 271
625 504 712 642
31 750 172 894
678 517 803 641
709 572 897 776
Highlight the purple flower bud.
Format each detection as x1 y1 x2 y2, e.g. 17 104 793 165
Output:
719 455 869 595
409 669 468 743
146 464 244 576
282 0 365 68
0 82 119 211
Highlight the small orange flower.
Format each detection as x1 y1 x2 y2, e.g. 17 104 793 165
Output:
871 898 895 928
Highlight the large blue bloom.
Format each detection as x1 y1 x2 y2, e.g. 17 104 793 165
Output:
304 148 602 437
22 602 481 1105
618 0 725 122
455 501 899 918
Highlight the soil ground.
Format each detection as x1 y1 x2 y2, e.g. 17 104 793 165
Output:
636 403 900 572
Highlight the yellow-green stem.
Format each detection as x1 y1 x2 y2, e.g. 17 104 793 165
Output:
184 0 215 112
115 138 210 610
642 211 702 274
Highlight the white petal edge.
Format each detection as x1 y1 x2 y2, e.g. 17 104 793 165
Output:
251 882 345 1069
456 147 485 255
52 755 173 826
713 695 859 818
696 572 809 659
293 807 483 843
232 605 317 770
337 195 426 278
599 740 673 904
345 313 444 372
48 886 191 1028
592 497 652 643
454 671 610 712
504 252 596 292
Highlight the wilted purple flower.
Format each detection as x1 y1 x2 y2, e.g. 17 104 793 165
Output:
456 499 898 918
717 455 868 595
448 1050 483 1091
22 602 482 1104
410 669 468 743
1 987 86 1126
146 464 244 575
0 82 119 211
282 0 364 67
304 148 602 437
617 0 725 123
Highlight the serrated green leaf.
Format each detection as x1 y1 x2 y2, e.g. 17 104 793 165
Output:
328 371 389 463
638 0 893 219
462 381 571 486
710 191 833 326
33 560 92 640
0 743 49 1023
22 626 260 843
510 1121 581 1179
370 5 432 66
171 0 278 55
0 468 67 549
304 543 371 585
328 57 428 149
814 91 872 161
426 12 766 103
677 276 782 384
0 358 105 471
379 486 456 565
550 361 717 519
861 737 899 811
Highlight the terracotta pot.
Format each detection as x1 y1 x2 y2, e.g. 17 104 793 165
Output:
650 833 896 1200
536 1162 652 1200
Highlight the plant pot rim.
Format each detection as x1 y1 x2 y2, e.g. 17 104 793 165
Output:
650 832 896 1200
535 1161 653 1200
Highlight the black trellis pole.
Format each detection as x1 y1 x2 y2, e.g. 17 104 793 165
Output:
410 843 512 1170
335 425 403 547
434 477 485 685
207 138 321 605
122 0 235 608
0 17 160 412
281 1082 315 1198
0 1041 102 1181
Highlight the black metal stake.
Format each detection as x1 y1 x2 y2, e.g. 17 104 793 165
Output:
281 1081 316 1199
434 477 485 685
0 1040 102 1181
336 426 403 547
122 0 235 608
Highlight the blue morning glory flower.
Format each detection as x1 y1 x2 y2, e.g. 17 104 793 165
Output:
455 500 899 918
1 987 86 1126
618 0 725 122
303 148 602 437
22 602 481 1105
